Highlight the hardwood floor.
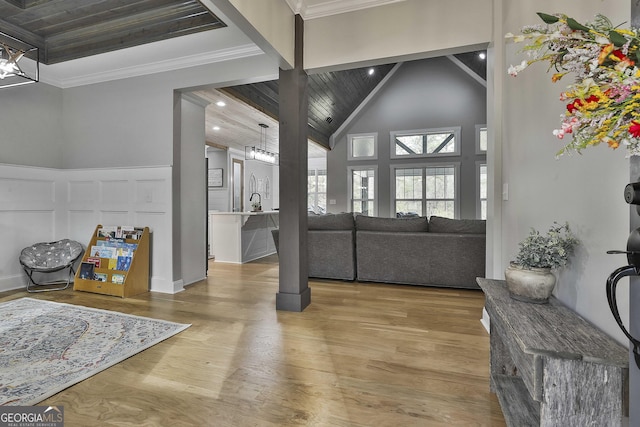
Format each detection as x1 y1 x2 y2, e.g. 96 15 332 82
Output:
0 257 506 426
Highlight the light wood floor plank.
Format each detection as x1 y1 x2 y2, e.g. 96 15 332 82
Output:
0 256 505 426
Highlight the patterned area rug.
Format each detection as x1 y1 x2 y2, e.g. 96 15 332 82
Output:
0 298 190 406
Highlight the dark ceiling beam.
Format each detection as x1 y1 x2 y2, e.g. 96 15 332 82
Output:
0 17 45 49
16 0 186 36
43 3 224 63
4 0 51 9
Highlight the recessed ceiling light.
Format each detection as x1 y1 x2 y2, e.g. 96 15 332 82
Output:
478 52 486 60
216 101 226 107
368 68 375 76
213 126 220 131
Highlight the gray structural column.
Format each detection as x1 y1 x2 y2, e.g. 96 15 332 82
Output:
276 14 310 312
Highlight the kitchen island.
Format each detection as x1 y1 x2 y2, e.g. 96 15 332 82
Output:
208 211 279 263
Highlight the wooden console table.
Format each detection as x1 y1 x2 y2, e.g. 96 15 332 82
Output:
477 278 628 426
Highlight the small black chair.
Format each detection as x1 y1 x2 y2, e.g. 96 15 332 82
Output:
19 239 84 292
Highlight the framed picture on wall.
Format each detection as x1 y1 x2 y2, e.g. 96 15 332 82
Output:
209 168 223 187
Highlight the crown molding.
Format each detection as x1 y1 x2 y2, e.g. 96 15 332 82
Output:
41 44 263 89
284 0 406 20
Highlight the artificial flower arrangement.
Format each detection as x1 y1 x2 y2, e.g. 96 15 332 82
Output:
506 12 640 156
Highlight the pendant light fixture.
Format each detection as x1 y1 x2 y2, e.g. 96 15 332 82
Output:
0 31 39 89
245 123 279 165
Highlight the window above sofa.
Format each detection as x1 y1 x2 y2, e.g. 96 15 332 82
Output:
390 127 461 159
393 164 459 219
347 132 378 161
349 166 377 216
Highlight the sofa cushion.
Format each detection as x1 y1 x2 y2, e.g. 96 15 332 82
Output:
308 212 354 230
428 216 486 234
355 215 428 232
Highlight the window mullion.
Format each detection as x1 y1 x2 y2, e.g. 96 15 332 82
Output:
422 168 427 217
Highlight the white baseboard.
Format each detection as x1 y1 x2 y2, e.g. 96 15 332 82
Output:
0 274 27 293
172 279 185 294
480 307 490 333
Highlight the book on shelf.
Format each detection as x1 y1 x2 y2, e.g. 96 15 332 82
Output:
96 240 138 251
97 225 118 239
94 273 108 282
90 245 117 259
122 226 145 240
86 257 101 268
111 274 125 284
79 262 95 280
97 225 144 241
116 256 132 271
115 247 134 257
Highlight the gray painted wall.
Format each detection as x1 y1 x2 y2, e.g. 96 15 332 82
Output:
180 96 207 286
244 159 275 212
0 83 64 168
61 55 278 169
501 39 630 345
207 148 229 211
327 57 486 218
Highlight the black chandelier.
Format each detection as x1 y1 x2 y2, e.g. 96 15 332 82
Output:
0 31 39 89
245 123 279 165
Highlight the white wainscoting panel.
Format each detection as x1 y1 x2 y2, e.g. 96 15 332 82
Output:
65 167 174 294
0 164 175 294
0 165 60 291
100 211 131 225
67 180 95 203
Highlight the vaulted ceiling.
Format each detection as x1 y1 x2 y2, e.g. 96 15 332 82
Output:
222 63 398 148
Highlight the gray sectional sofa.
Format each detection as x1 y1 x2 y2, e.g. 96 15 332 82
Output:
272 212 356 280
355 215 485 289
272 213 486 289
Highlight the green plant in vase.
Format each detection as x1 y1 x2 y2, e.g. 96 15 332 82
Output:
506 222 579 303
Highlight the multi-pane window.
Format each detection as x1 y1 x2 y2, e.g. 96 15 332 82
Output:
391 127 461 159
350 168 376 215
479 163 487 219
395 168 423 216
477 125 488 153
393 165 457 218
348 133 377 160
426 166 456 218
308 169 327 214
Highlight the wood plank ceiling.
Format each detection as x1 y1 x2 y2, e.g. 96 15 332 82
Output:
222 63 397 149
0 0 226 64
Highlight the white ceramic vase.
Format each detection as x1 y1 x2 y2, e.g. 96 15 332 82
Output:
504 262 556 304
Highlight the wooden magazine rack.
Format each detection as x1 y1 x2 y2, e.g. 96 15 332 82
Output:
74 224 150 298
